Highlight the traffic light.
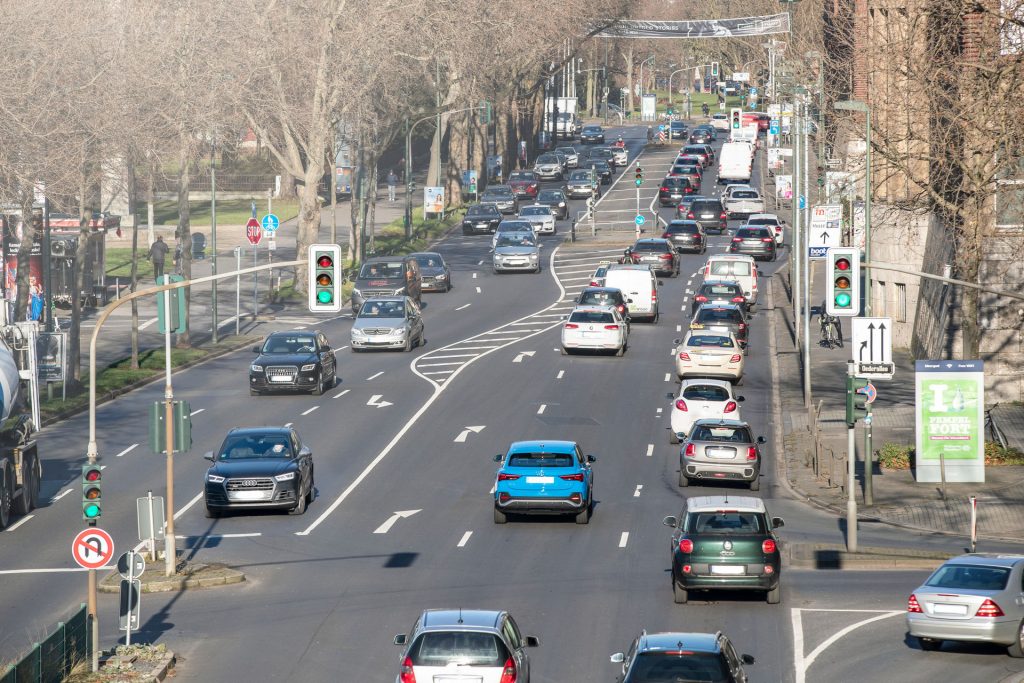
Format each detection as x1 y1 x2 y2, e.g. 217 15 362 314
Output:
479 100 492 124
308 244 342 313
711 62 719 78
730 107 742 130
82 464 102 523
635 164 643 187
846 376 870 426
825 247 861 316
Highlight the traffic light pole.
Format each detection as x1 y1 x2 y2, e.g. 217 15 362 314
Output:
864 405 873 506
802 102 812 410
846 360 858 552
162 278 176 577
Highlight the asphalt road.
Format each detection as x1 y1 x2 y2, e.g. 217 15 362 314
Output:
3 124 1024 683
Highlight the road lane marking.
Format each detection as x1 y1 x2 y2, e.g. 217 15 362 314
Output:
52 489 73 502
618 532 629 548
557 370 564 379
475 286 482 293
537 404 547 415
6 515 33 531
373 509 421 534
454 426 486 442
513 351 535 363
676 324 682 332
301 406 319 416
333 345 349 351
418 362 463 367
114 444 139 458
367 371 384 380
177 532 262 540
367 395 393 408
138 317 159 330
457 531 473 548
332 389 350 399
189 408 205 416
284 422 293 427
174 491 204 520
792 609 903 683
472 272 478 279
634 485 643 497
646 444 654 457
456 303 472 311
477 259 484 265
664 373 670 382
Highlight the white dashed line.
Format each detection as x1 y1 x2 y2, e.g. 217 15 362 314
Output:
51 489 73 502
334 345 349 351
333 389 350 399
367 371 384 381
472 272 478 279
656 407 663 415
284 422 293 428
138 317 159 330
457 531 473 548
476 286 482 293
477 259 484 266
664 373 671 382
6 515 34 531
556 370 564 379
634 485 643 497
676 325 682 332
301 406 319 416
537 404 547 415
114 444 139 458
456 303 472 311
646 444 654 457
619 532 630 548
189 408 205 417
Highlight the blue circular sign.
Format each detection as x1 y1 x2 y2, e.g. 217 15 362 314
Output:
261 214 280 232
634 215 646 226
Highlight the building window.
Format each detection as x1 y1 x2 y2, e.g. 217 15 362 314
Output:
896 283 907 322
996 181 1024 229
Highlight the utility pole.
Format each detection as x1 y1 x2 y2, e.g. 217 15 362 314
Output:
846 360 859 552
802 100 812 410
161 275 176 577
210 142 218 344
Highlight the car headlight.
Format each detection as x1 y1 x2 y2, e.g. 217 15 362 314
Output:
351 328 367 337
352 288 362 298
207 473 225 484
436 273 448 280
250 364 263 372
274 472 296 482
300 364 316 372
558 202 565 207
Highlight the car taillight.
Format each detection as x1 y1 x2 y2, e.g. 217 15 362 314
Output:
747 447 758 461
678 352 690 361
604 324 620 330
732 237 742 242
738 323 747 330
695 295 708 303
617 305 625 313
498 473 520 481
720 212 727 219
684 444 695 458
662 232 671 239
685 187 693 193
762 539 776 553
907 594 923 613
400 656 416 683
976 599 1005 617
731 296 745 303
762 237 773 243
565 323 579 329
686 212 695 219
651 288 657 303
560 473 585 481
499 657 517 683
679 538 694 552
660 186 669 192
775 226 782 233
730 354 742 363
724 401 737 413
660 253 672 260
675 399 688 411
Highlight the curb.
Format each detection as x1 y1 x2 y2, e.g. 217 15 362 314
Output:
786 542 948 570
98 562 246 594
94 648 175 683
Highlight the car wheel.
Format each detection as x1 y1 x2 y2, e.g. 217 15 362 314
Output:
575 505 590 525
312 372 324 396
679 471 690 487
673 579 689 604
1008 622 1024 657
766 584 781 604
288 489 307 515
403 336 413 352
750 477 760 491
205 505 221 519
493 507 507 524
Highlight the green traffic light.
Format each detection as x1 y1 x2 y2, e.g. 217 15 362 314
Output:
83 502 100 518
835 292 852 307
317 290 333 304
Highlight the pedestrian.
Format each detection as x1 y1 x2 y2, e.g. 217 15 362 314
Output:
386 169 398 202
147 235 169 282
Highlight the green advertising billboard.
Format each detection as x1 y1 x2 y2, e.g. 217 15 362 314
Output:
915 360 985 482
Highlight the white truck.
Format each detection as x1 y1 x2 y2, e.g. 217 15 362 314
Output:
718 141 755 184
545 97 580 139
0 338 41 530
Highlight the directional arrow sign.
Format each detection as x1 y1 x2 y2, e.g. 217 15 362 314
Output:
852 317 894 379
513 351 536 363
373 509 421 534
807 203 843 259
454 425 486 443
367 394 393 408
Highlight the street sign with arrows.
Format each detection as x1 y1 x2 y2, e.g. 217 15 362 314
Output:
807 204 843 259
852 317 894 379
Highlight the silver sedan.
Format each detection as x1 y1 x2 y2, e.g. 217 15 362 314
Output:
350 297 424 352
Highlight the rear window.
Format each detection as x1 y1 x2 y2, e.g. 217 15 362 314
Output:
690 425 753 443
709 260 752 277
569 310 614 323
634 242 668 252
733 191 759 199
408 632 509 667
627 652 731 683
686 335 734 348
508 452 575 468
664 177 688 187
685 511 765 534
682 385 730 401
508 171 535 181
697 308 743 324
925 565 1011 591
737 228 771 238
685 146 705 154
691 201 722 214
579 291 619 306
666 223 699 234
702 284 742 296
747 217 777 226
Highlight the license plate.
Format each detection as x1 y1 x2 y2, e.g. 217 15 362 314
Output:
711 565 745 575
698 354 719 362
709 326 729 334
701 214 714 219
269 376 293 383
581 331 602 338
229 490 269 501
932 603 968 616
435 677 483 683
525 476 554 484
708 448 736 459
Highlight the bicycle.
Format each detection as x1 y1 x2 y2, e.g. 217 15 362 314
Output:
819 312 843 349
985 403 1009 449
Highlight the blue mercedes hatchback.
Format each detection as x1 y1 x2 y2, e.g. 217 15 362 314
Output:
493 440 595 525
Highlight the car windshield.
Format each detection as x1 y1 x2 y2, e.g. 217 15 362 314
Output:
685 147 705 155
261 335 316 354
570 171 592 180
626 651 731 683
538 191 564 202
686 335 735 348
496 234 536 247
358 300 406 318
413 255 441 268
520 206 551 216
703 284 742 296
683 385 731 401
925 565 1011 591
218 433 293 459
358 262 404 279
409 632 509 668
498 221 533 233
537 155 558 164
509 171 535 181
588 161 610 170
508 452 575 468
468 205 499 217
690 425 754 443
686 511 765 534
709 261 752 277
569 310 614 324
667 223 699 234
733 191 759 199
697 309 743 324
579 291 619 306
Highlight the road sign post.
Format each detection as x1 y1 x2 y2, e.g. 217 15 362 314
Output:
851 316 894 379
137 491 165 562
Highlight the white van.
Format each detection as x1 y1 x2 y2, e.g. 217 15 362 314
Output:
605 264 661 322
718 142 754 184
730 125 759 149
702 254 759 307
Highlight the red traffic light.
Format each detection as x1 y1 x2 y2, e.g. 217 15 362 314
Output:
84 468 101 482
835 258 851 271
317 255 333 269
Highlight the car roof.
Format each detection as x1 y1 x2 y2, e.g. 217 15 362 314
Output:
707 254 756 262
640 632 721 653
508 440 577 453
420 609 504 631
571 304 617 315
410 251 442 259
940 554 1024 568
635 238 671 246
580 287 622 295
748 213 781 221
227 426 293 437
361 296 406 303
686 494 766 513
680 378 732 389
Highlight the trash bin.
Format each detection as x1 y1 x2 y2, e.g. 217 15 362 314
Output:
191 233 206 260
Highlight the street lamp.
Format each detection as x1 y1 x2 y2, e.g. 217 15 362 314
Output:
834 98 872 316
667 67 688 114
637 55 655 113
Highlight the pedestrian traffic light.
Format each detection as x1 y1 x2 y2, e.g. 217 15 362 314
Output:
711 62 719 78
635 164 643 186
82 464 102 523
308 244 343 313
825 247 861 316
846 376 870 426
479 100 492 124
730 108 742 130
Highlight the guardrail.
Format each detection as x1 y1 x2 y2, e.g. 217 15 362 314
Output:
1 603 91 683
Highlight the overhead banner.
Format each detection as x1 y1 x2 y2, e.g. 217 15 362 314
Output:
596 13 791 39
915 360 985 483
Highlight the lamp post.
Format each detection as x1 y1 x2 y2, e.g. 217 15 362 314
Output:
835 99 872 315
637 55 655 115
667 67 688 114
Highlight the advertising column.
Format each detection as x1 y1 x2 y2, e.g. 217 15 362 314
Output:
915 360 985 483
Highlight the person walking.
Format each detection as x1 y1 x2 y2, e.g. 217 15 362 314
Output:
148 235 169 282
386 169 398 202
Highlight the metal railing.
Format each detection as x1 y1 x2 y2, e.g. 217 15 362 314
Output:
1 604 91 683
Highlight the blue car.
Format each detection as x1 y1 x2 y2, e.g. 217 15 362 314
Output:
493 440 595 525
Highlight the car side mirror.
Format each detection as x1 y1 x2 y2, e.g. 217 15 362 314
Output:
610 652 625 664
494 454 503 463
757 436 767 444
666 393 675 400
741 653 756 665
298 446 312 457
393 634 407 646
737 396 746 402
587 455 596 463
525 635 541 647
772 517 785 528
673 338 681 345
203 451 215 461
662 515 678 528
626 298 633 303
252 346 260 353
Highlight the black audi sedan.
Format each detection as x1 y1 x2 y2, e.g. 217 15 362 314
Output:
461 203 502 234
203 427 314 517
249 330 337 396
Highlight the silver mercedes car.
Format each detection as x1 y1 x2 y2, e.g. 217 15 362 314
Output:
350 296 424 352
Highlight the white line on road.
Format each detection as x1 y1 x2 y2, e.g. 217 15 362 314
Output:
114 444 139 458
633 485 643 497
52 489 73 502
472 272 478 279
664 373 670 382
556 370 564 379
646 444 654 457
477 259 484 266
333 389 350 399
676 325 682 332
656 407 663 415
475 286 482 293
333 345 349 352
792 609 903 683
420 370 455 376
284 422 293 427
454 426 485 442
301 406 320 416
177 532 262 540
619 532 629 548
367 371 384 381
138 317 159 330
457 531 473 548
456 303 472 311
6 515 33 531
417 362 464 367
537 404 547 415
189 408 205 417
174 491 204 520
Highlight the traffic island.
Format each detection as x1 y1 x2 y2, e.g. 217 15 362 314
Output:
66 643 175 682
99 560 245 594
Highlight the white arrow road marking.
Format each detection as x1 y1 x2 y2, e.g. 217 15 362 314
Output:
792 609 903 683
457 531 473 547
373 509 421 534
51 489 73 502
114 444 139 458
454 426 486 443
634 485 643 497
367 394 393 408
619 532 629 548
513 351 536 363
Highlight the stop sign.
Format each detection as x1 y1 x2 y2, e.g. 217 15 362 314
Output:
245 218 262 245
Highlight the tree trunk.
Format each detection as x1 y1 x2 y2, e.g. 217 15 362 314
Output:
367 154 377 252
296 157 324 287
623 47 635 113
67 173 91 387
13 194 37 323
175 132 193 348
